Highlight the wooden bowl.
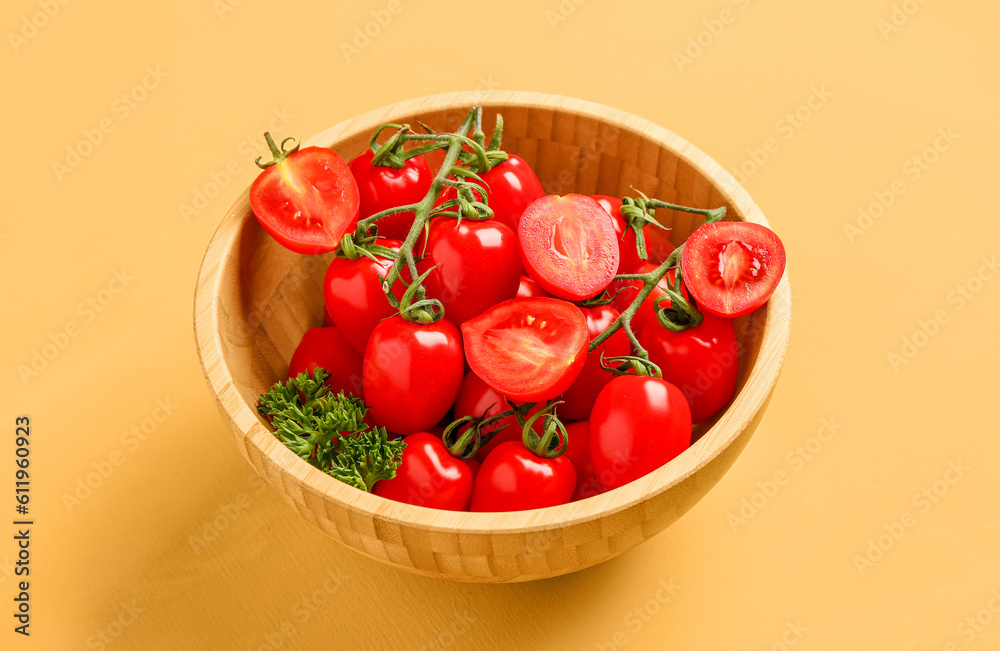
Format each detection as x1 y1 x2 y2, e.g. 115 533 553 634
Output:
194 91 791 583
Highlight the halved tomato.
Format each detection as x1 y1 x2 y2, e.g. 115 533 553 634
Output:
681 221 786 318
249 143 360 254
461 297 589 402
519 195 620 301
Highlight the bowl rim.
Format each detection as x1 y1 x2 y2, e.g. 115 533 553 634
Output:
194 90 792 536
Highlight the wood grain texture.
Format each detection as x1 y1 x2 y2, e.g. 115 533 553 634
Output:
193 91 792 583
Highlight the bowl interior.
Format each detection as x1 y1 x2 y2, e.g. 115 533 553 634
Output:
201 93 784 536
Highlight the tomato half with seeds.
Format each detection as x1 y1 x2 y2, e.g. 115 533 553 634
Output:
372 432 474 511
590 375 692 491
681 221 786 318
519 195 620 301
249 144 360 254
461 298 589 403
287 327 364 401
470 441 576 512
349 149 433 241
363 316 465 435
558 305 630 422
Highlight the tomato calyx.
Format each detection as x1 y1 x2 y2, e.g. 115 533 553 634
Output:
254 132 300 169
442 401 538 460
521 402 569 459
336 231 399 263
617 191 671 264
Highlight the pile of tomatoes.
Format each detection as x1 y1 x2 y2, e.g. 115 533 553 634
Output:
249 111 786 513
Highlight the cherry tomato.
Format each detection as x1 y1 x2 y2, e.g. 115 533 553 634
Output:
453 372 543 461
606 264 686 335
558 305 630 422
639 311 739 423
372 432 474 510
287 327 364 400
462 297 589 403
323 239 403 354
417 217 521 324
363 316 465 435
681 221 786 318
249 145 360 254
592 194 675 273
470 441 576 512
517 274 551 298
349 149 433 242
478 154 545 234
590 376 692 491
561 420 602 501
519 194 620 301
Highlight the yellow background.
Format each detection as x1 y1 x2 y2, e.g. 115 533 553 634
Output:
3 0 999 648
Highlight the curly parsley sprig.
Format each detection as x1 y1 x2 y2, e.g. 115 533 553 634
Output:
257 369 404 491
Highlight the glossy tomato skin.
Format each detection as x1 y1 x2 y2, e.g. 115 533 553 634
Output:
470 441 576 512
559 305 630 422
250 146 360 254
452 372 544 461
520 194 620 301
349 149 433 242
323 239 403 354
607 264 685 335
418 217 521 325
517 274 552 298
462 297 589 403
480 154 545 235
363 316 465 435
589 376 692 491
372 432 474 511
639 311 739 423
681 221 786 318
561 420 603 501
592 194 675 273
287 327 364 400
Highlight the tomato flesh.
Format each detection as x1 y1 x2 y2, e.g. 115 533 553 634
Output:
249 146 360 254
519 194 620 301
461 297 588 403
681 221 786 318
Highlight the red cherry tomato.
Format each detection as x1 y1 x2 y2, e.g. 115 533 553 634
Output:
479 154 545 234
453 372 543 461
589 376 692 491
372 432 474 511
323 239 404 354
349 149 433 242
461 297 589 403
519 194 620 301
639 311 739 423
592 194 675 273
470 441 576 512
287 327 364 400
249 145 360 254
418 217 521 324
558 305 630 422
363 316 465 435
517 274 551 298
681 221 786 318
606 264 685 334
561 420 603 501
